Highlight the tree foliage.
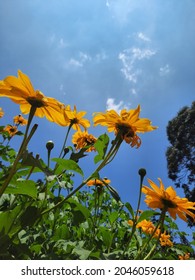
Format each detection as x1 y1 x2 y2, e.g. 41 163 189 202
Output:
166 101 195 203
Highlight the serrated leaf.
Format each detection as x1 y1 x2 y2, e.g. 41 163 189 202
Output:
52 158 84 177
94 133 109 164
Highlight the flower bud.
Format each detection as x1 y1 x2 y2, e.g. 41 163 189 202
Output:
46 140 54 151
64 147 69 155
138 168 146 178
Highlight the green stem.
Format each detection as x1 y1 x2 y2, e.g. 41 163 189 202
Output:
59 124 72 158
122 169 146 258
0 117 37 198
41 134 123 216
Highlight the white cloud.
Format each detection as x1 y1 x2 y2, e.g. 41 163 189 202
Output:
159 64 170 76
106 98 130 113
118 47 156 84
68 52 91 68
68 58 83 67
131 88 137 95
137 32 151 42
59 38 67 48
95 51 108 62
48 34 68 49
79 52 91 63
59 84 66 95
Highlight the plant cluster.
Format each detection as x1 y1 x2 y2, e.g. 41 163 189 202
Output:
0 70 195 260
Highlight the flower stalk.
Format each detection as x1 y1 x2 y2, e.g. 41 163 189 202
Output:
0 107 38 197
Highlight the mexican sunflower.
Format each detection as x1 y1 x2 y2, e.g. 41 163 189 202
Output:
64 105 90 130
178 253 190 260
93 105 157 148
13 115 28 126
0 70 64 125
87 178 111 187
4 125 18 137
72 130 97 152
142 178 195 222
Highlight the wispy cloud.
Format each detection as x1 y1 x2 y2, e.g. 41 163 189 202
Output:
106 98 130 113
68 52 91 68
118 47 156 83
48 34 68 49
68 58 83 67
137 32 151 42
159 64 170 76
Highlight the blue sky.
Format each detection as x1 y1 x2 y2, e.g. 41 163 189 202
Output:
0 0 195 233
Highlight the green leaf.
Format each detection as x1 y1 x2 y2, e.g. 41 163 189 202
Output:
53 224 71 240
125 202 135 219
20 206 40 227
137 210 157 223
109 211 118 224
72 243 92 260
66 198 90 225
52 158 84 177
94 133 109 164
5 180 37 199
99 227 113 248
0 205 23 235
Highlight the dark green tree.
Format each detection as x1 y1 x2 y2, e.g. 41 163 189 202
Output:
166 101 195 204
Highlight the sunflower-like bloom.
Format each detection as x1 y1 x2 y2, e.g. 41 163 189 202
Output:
136 219 156 235
87 178 111 187
142 178 195 222
4 125 18 137
178 253 190 260
72 130 97 152
63 105 90 130
159 231 173 247
93 105 157 148
13 114 28 126
0 70 64 125
0 107 4 118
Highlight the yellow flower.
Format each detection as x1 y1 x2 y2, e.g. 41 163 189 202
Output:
64 105 90 130
127 220 134 227
72 130 97 152
142 178 195 222
178 253 190 260
13 115 28 126
4 125 18 137
87 178 111 187
0 107 4 118
93 105 157 148
136 219 155 235
159 231 173 247
0 70 64 125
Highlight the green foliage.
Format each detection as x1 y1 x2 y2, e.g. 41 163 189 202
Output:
0 107 194 260
94 133 109 163
166 101 195 205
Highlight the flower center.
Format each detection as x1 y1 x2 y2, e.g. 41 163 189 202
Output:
161 198 177 208
27 97 45 108
116 123 135 138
